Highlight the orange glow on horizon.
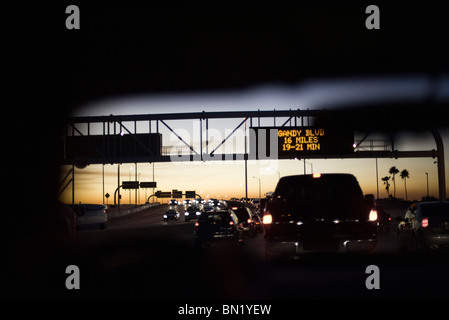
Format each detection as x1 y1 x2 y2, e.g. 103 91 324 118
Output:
58 157 446 205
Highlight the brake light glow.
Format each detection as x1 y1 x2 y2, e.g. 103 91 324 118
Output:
263 213 272 224
231 207 238 210
247 218 253 224
422 218 429 228
194 222 199 227
313 173 321 178
229 221 234 226
369 209 378 221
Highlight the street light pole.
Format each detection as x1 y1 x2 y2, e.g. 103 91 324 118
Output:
253 176 261 199
426 172 429 198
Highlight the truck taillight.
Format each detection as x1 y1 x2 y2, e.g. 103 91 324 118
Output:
422 218 429 228
369 209 378 221
263 213 272 224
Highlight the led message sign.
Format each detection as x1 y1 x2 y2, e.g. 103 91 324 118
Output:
250 127 354 159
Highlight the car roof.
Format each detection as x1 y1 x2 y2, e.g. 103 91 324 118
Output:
202 209 229 214
417 201 449 207
278 173 358 182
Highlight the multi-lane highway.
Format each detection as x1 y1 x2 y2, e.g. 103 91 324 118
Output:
8 203 449 300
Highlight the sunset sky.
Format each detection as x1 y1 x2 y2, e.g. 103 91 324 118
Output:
59 76 449 204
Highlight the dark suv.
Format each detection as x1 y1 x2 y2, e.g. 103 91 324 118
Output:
194 209 244 247
263 174 377 260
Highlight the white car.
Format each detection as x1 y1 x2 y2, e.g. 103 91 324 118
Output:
73 204 107 230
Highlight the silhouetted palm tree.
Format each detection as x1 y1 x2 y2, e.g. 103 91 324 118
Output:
400 169 410 201
389 166 400 198
381 176 391 198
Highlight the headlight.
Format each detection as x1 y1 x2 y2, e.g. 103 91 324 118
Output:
185 212 190 216
196 211 201 215
163 215 167 218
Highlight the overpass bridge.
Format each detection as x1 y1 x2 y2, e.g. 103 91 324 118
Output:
60 108 446 202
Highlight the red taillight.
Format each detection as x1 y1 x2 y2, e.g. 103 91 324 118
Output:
194 222 199 227
229 221 234 226
422 218 429 228
247 218 253 224
263 213 272 224
231 207 238 210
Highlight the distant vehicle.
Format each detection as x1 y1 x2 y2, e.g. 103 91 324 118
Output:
208 198 220 206
263 174 377 260
397 201 449 252
183 199 192 206
228 201 258 238
163 209 180 221
252 213 263 233
194 209 244 247
251 199 261 208
193 198 205 205
73 204 107 230
185 206 201 222
169 199 179 206
202 205 215 212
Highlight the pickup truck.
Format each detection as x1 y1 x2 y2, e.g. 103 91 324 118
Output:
263 174 377 260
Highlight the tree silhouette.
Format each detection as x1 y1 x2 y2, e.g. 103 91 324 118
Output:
400 169 410 201
381 176 391 198
389 166 400 198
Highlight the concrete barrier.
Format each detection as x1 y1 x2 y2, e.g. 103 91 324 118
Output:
107 202 161 219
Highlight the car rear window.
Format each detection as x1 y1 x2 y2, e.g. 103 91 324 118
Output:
275 174 363 203
233 207 251 221
421 203 449 218
198 212 231 223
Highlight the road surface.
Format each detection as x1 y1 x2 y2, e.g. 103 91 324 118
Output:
7 203 449 300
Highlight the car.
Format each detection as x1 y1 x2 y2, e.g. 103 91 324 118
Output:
73 204 108 230
194 209 244 247
228 201 258 238
185 206 201 222
397 201 449 252
250 199 261 208
169 199 179 206
252 213 263 233
263 174 378 260
183 199 192 206
202 205 215 212
193 198 205 205
163 209 180 221
208 198 220 206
